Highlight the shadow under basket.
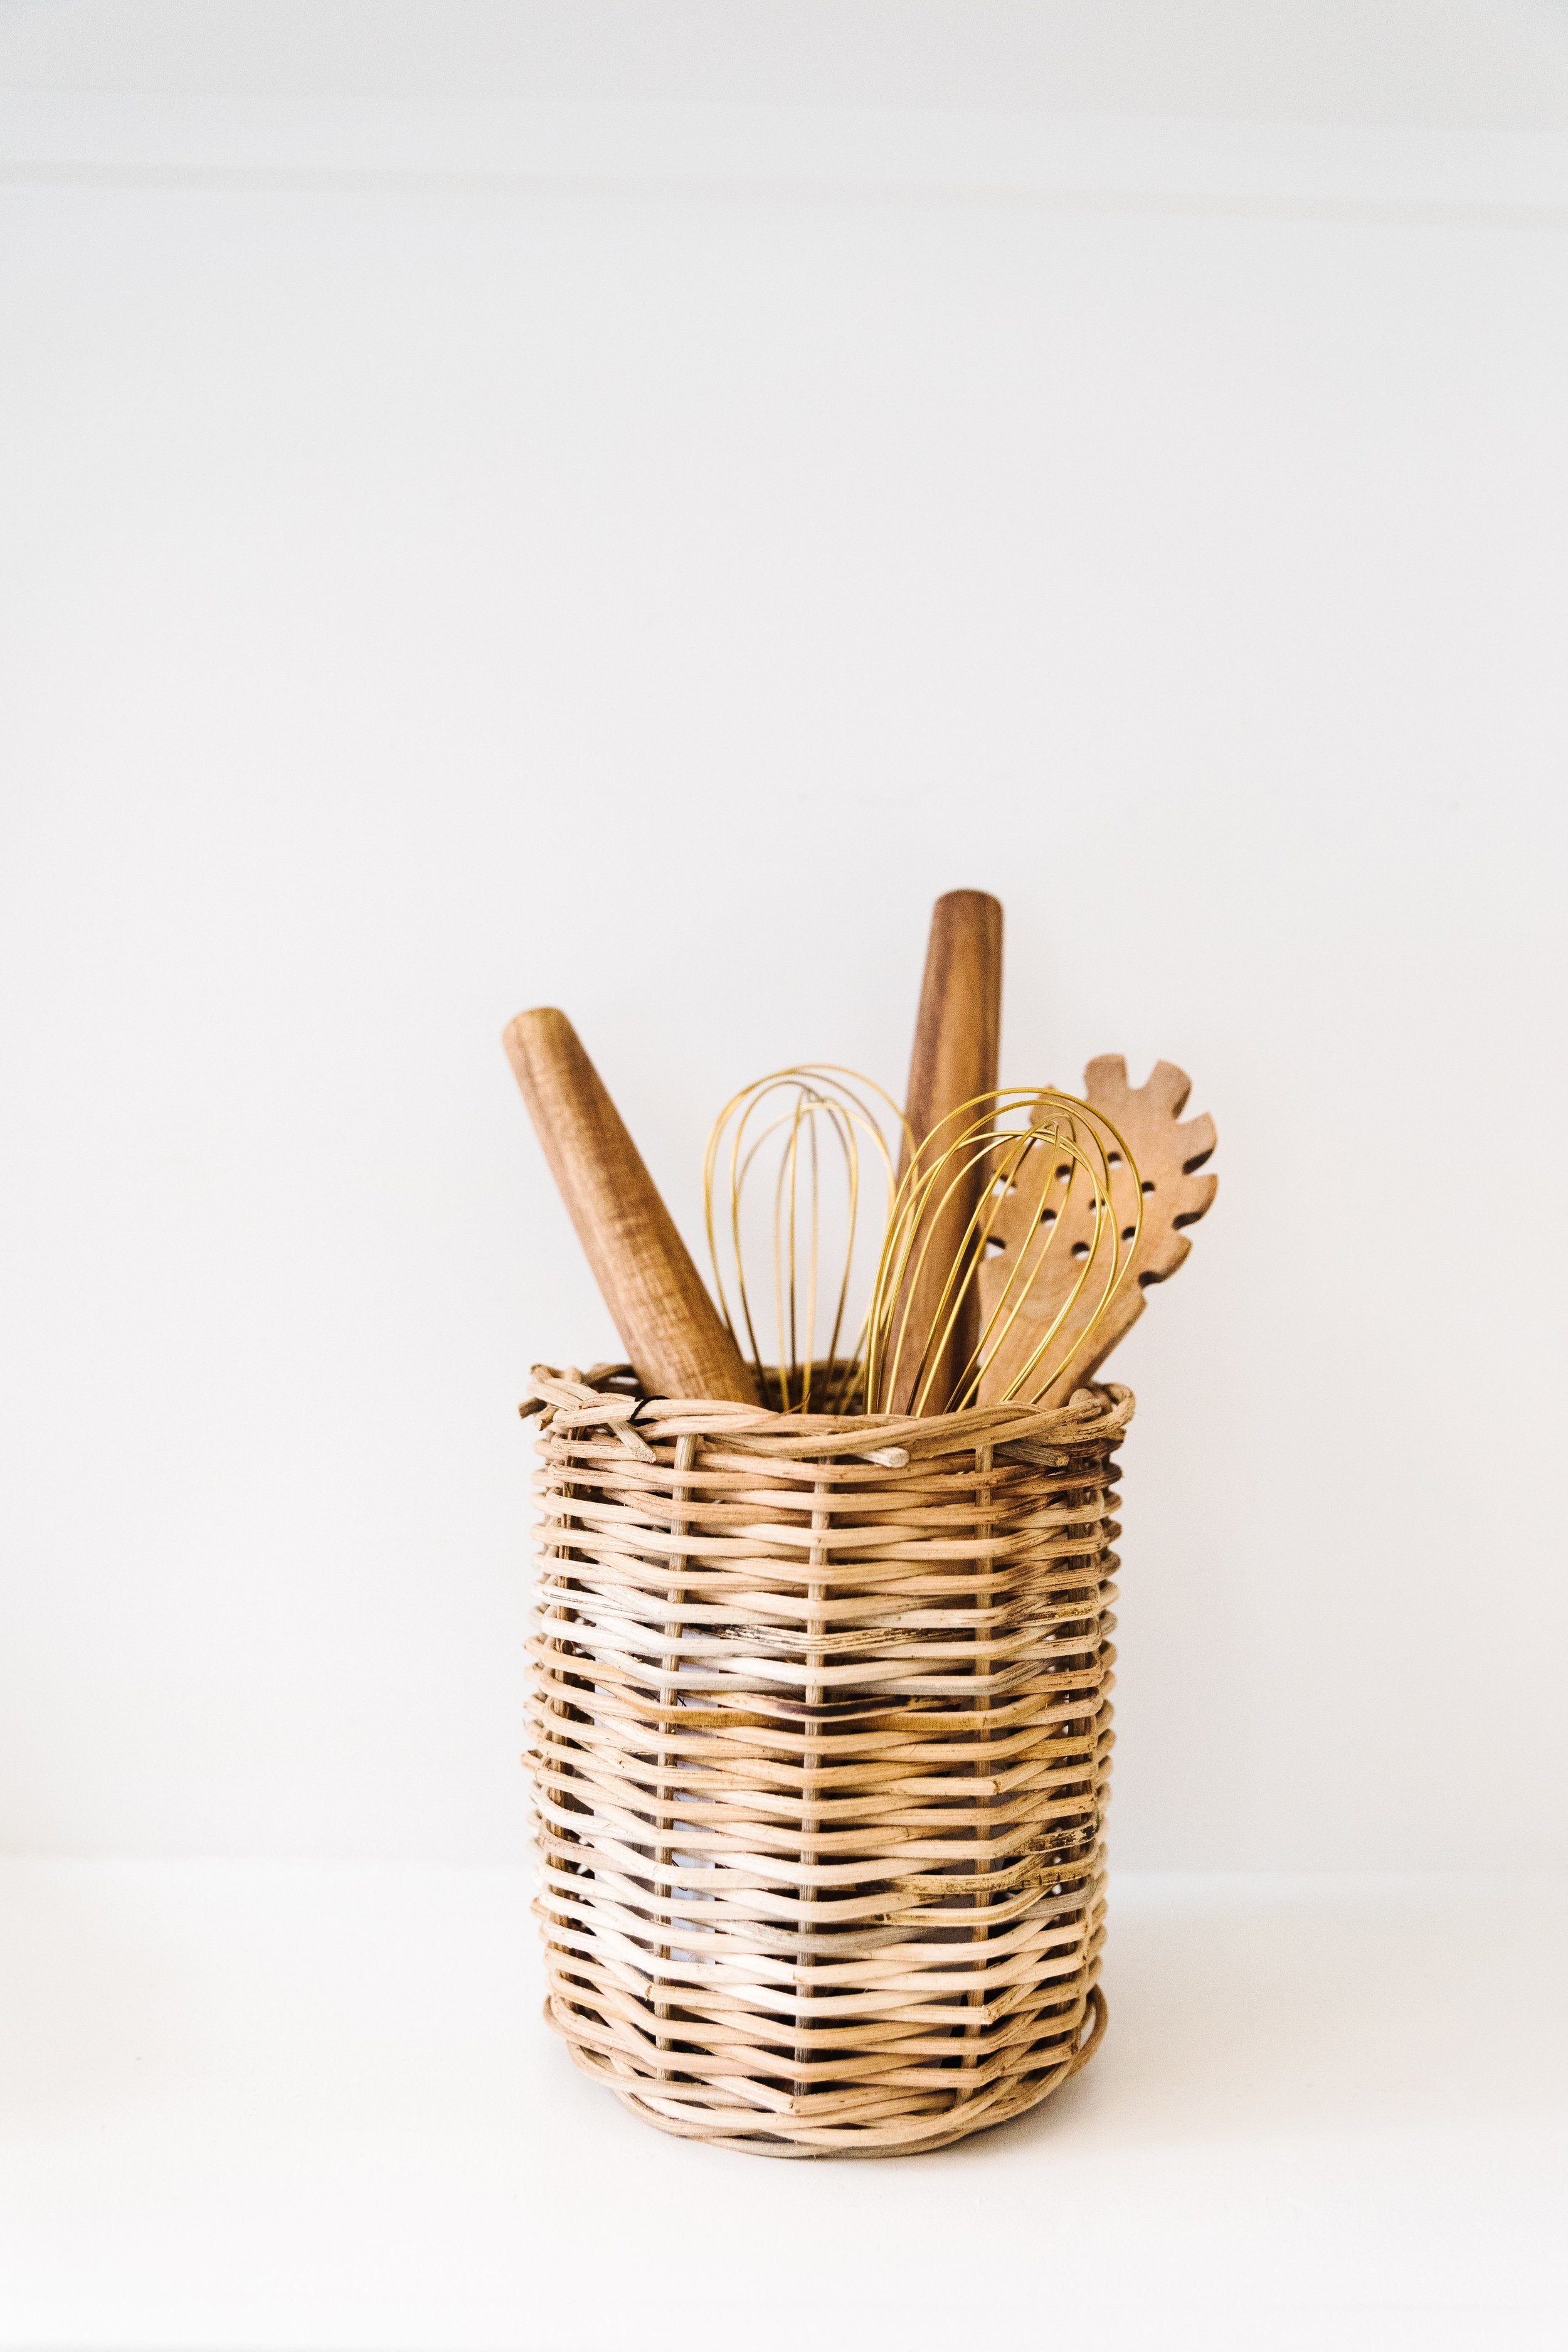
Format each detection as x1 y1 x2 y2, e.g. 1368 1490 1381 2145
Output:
525 1367 1133 2158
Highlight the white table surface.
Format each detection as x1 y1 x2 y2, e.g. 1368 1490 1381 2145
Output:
1 1859 1563 2351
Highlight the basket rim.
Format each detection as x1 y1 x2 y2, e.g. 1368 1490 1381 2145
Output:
521 1360 1133 1466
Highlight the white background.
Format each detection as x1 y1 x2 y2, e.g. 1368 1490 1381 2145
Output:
4 9 1568 2349
4 0 1568 1880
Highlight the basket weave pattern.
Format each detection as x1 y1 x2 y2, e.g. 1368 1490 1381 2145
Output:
527 1373 1133 2157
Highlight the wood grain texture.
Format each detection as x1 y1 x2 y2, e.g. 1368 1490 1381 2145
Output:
977 1056 1217 1407
892 890 1004 1413
503 1008 756 1405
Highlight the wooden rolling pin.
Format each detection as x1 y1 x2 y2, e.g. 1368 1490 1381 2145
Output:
891 889 1004 1413
503 1007 756 1405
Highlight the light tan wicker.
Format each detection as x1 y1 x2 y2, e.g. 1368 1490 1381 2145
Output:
525 1366 1133 2158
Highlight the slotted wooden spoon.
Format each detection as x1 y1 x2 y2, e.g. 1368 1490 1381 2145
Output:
975 1055 1217 1406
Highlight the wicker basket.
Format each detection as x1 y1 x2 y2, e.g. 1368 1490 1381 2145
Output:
524 1367 1133 2158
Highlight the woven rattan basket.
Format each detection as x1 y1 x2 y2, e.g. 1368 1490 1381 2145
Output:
524 1366 1133 2158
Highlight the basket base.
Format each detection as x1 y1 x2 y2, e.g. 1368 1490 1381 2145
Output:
548 1983 1108 2160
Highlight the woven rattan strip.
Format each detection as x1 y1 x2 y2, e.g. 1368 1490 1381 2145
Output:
525 1367 1133 2158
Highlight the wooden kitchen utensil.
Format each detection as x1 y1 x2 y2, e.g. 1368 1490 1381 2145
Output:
891 889 1003 1412
976 1056 1217 1406
503 1007 756 1405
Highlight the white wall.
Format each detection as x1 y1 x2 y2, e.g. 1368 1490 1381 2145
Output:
3 4 1567 1870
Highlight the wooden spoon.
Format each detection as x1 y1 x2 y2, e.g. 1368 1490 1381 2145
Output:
976 1056 1217 1406
890 889 1003 1413
503 1007 756 1405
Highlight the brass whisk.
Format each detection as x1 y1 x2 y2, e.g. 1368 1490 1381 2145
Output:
863 1089 1143 1416
704 1067 909 1414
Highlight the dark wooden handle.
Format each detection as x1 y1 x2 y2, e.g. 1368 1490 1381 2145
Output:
891 890 1004 1413
503 1008 756 1405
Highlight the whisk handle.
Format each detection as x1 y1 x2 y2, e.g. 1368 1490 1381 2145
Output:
503 1008 757 1405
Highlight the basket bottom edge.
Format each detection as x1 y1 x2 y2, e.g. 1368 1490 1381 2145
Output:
553 1981 1108 2160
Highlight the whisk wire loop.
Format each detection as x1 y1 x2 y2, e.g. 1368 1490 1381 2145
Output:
864 1089 1143 1414
707 1071 1142 1419
704 1066 909 1416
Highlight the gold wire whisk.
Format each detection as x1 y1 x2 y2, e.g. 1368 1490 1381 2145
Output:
864 1088 1143 1416
704 1067 910 1415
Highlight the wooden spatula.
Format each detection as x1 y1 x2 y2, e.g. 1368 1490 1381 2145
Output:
890 889 1003 1413
976 1056 1217 1407
504 1007 757 1406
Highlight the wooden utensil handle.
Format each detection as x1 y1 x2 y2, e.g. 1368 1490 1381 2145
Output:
902 890 1004 1170
503 1007 756 1405
891 890 1004 1413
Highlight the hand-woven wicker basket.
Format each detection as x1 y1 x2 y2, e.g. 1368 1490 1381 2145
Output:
524 1366 1133 2158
